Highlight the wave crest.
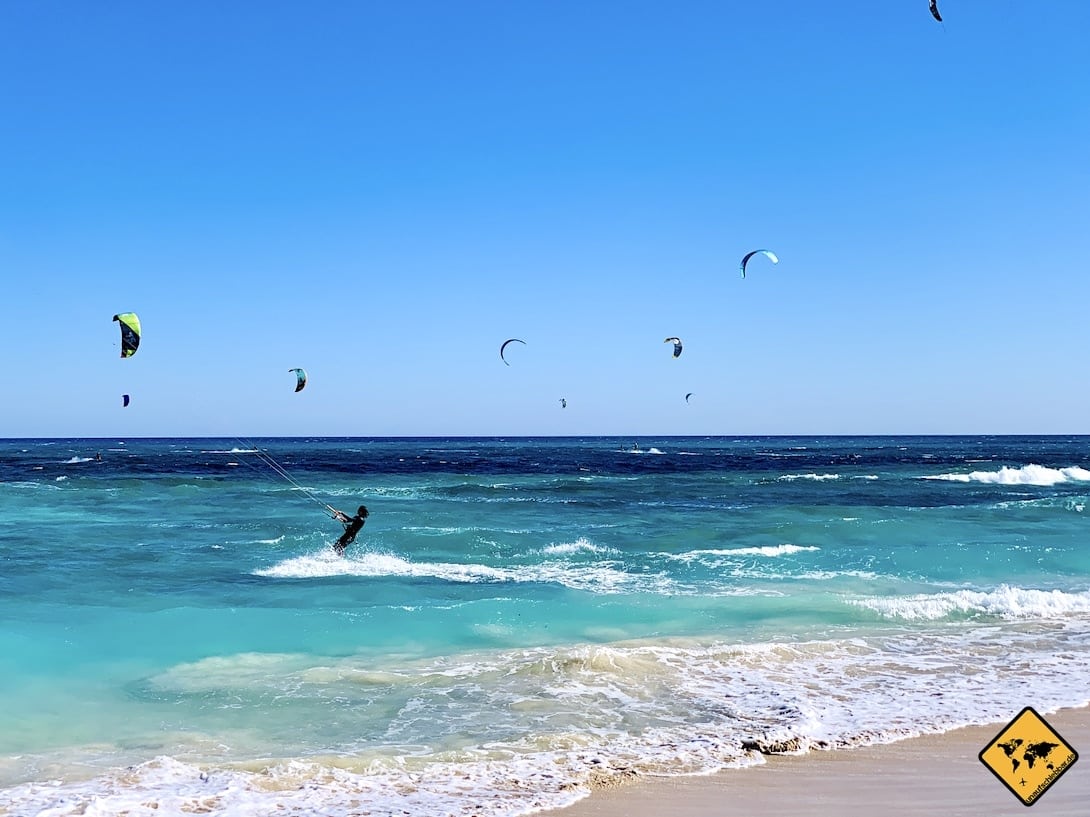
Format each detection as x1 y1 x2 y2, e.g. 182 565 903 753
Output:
669 544 820 561
925 464 1090 486
847 585 1090 621
253 550 675 595
542 538 616 556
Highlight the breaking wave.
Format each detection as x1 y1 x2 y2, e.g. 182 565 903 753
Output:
924 464 1090 487
846 585 1090 621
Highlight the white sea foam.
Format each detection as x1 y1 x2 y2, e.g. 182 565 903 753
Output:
989 496 1088 513
350 485 425 500
0 752 594 817
924 464 1090 486
254 550 675 595
791 569 879 581
669 544 820 561
541 538 616 556
846 585 1090 621
3 479 59 489
778 473 840 481
63 456 94 464
5 629 1089 817
402 525 532 536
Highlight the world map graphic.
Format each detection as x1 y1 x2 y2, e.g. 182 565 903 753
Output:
996 738 1061 774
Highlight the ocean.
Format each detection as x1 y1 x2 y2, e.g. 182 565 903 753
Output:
1 436 1088 816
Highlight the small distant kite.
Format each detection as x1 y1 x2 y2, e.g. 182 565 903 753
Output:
500 338 526 366
929 0 942 21
289 368 307 392
664 337 683 358
685 392 693 404
559 398 567 409
112 312 141 357
122 394 130 408
739 250 779 278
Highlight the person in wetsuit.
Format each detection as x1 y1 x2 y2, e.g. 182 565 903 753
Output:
331 505 369 556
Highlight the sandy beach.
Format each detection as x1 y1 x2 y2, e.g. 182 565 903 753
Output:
556 706 1090 817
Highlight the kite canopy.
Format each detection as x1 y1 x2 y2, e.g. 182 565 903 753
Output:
112 313 141 358
122 394 130 408
289 368 307 392
664 337 683 358
500 338 526 366
739 250 779 278
559 398 567 409
929 0 941 21
685 392 693 403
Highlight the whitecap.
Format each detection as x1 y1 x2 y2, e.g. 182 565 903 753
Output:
254 550 676 595
541 538 616 556
924 464 1090 487
670 544 820 560
846 585 1090 621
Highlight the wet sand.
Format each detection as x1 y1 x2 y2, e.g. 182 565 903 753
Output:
554 706 1089 817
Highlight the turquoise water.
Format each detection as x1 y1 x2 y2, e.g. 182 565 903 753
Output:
2 436 1089 816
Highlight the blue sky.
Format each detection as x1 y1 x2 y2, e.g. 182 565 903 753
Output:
2 1 1088 437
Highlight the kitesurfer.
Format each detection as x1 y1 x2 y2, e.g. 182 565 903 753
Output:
331 505 369 556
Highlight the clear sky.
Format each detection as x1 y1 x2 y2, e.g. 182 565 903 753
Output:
2 1 1088 437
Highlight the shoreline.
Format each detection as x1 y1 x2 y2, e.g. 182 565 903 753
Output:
553 706 1090 817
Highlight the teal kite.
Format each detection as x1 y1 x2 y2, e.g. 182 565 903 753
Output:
289 368 307 392
739 250 779 278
